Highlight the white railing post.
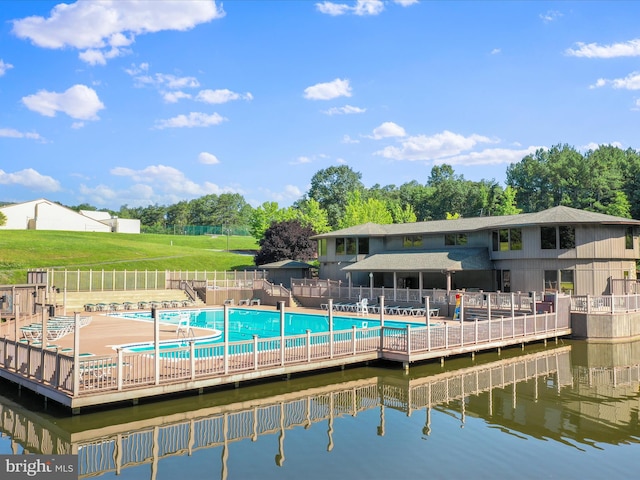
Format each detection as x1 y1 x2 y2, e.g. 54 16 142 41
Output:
445 323 449 349
117 348 124 390
474 319 478 344
280 302 285 366
223 304 229 375
190 341 196 380
406 325 411 355
427 322 431 351
352 326 357 355
306 330 311 362
329 300 334 359
253 335 259 370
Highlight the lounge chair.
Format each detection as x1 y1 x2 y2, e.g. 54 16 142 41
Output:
224 299 234 305
238 298 251 306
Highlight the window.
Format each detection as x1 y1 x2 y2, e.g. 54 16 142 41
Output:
542 226 575 250
358 237 369 255
510 228 522 250
346 237 357 255
445 233 467 246
492 228 522 251
318 239 327 256
336 237 369 255
560 270 574 294
559 226 575 249
403 235 422 247
541 227 556 249
626 226 634 250
544 270 558 291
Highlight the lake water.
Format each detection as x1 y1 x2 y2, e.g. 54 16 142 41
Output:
0 339 638 479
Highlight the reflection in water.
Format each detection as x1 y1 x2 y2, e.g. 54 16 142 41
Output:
1 340 639 479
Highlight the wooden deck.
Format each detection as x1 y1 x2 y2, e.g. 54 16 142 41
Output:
0 305 571 413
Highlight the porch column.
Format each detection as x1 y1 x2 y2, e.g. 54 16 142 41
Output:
393 272 397 301
445 271 452 292
369 272 374 299
418 273 423 301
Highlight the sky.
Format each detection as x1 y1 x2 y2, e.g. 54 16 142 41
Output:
2 0 640 211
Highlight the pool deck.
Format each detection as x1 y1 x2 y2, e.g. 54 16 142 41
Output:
8 305 436 356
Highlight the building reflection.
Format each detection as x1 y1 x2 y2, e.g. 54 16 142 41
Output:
0 340 639 479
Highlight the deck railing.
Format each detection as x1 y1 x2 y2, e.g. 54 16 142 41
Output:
0 309 567 397
571 294 640 314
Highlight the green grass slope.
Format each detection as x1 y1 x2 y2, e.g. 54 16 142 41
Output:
0 230 259 284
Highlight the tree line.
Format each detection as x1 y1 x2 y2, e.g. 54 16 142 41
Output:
65 144 640 240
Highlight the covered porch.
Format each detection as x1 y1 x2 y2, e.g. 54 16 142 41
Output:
340 248 495 294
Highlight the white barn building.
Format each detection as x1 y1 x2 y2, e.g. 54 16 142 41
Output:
0 199 140 234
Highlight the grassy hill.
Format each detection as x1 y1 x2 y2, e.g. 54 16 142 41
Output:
0 230 259 284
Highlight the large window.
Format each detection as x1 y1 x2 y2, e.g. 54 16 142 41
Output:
542 226 575 250
544 270 558 291
541 227 557 249
492 228 522 251
335 237 369 255
318 238 327 256
403 235 423 248
559 226 575 249
358 237 369 255
626 226 634 249
560 270 574 294
445 233 467 246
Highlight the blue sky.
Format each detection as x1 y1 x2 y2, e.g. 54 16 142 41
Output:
2 1 640 211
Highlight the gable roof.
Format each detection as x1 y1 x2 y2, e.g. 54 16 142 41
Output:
258 260 315 269
312 206 640 239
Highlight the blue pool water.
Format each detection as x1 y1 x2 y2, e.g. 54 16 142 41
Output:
114 308 425 343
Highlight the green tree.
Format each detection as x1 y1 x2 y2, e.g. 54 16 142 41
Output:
166 201 190 229
308 165 364 228
0 211 6 227
389 202 417 223
338 190 393 228
292 198 331 234
493 186 522 216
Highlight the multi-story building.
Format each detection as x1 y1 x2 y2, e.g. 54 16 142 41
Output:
312 206 640 296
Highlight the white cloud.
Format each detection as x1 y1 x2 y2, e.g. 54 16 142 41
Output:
342 135 359 144
156 73 200 89
0 168 60 191
540 10 562 23
566 39 640 58
371 121 406 139
437 146 541 167
0 128 43 141
491 48 501 55
12 0 225 65
163 91 192 103
374 130 494 161
304 78 352 100
394 0 419 5
0 59 14 76
196 89 253 104
198 152 220 164
316 0 385 16
591 72 640 90
336 158 348 164
109 164 238 199
290 156 312 165
259 185 304 203
323 104 366 115
21 84 105 120
154 112 226 129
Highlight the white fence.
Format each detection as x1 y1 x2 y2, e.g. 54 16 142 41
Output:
0 308 567 398
571 294 640 314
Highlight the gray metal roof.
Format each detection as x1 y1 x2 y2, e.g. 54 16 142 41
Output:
341 248 492 272
312 206 640 239
257 260 315 269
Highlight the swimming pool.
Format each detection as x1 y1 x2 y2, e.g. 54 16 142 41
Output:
113 307 426 343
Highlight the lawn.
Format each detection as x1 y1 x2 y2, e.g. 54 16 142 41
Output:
0 230 259 284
